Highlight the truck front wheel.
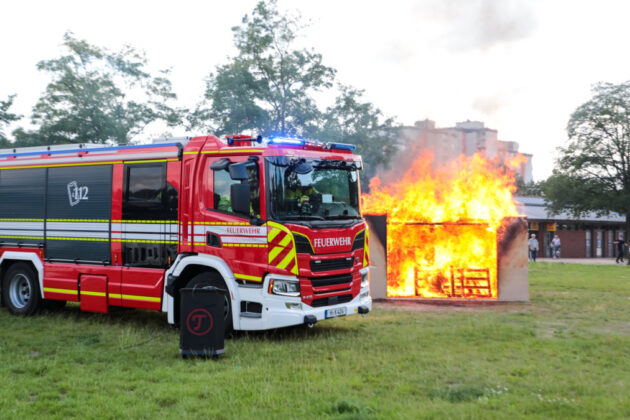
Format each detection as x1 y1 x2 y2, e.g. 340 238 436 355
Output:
185 272 233 336
2 262 42 315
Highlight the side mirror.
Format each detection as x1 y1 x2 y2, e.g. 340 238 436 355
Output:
230 183 251 215
210 158 231 171
229 161 250 181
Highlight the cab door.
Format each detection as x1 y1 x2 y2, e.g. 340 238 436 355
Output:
196 155 268 284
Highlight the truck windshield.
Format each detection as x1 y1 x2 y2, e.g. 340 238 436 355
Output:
266 156 361 222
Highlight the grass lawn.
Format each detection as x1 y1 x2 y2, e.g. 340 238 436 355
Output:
1 262 630 419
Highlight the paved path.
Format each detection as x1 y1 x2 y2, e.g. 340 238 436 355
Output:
535 257 625 265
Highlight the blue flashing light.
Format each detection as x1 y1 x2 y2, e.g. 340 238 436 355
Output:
328 142 356 151
267 136 305 146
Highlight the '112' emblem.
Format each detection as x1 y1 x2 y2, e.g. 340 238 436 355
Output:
67 181 89 206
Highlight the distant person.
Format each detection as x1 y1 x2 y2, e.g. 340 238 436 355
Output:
528 233 539 262
551 234 561 259
615 236 626 263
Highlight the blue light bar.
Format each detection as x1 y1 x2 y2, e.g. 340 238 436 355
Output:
327 142 356 151
267 137 305 146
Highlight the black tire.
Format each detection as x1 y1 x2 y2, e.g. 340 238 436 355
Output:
1 262 42 315
185 272 233 337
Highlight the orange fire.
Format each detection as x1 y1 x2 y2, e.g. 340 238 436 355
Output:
361 152 522 299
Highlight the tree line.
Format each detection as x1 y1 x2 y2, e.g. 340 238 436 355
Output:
0 0 398 182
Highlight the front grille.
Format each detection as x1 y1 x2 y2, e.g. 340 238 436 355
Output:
310 274 353 287
311 294 353 307
310 257 353 272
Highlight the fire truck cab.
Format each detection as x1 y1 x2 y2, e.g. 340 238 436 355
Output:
0 135 372 332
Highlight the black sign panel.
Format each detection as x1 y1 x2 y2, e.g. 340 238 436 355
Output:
45 165 112 262
46 166 112 220
0 168 46 219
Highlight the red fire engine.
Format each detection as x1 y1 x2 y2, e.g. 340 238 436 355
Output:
0 135 371 332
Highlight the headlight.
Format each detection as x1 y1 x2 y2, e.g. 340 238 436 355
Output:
268 279 300 297
361 270 370 288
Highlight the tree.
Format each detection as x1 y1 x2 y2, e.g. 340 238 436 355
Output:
0 95 21 147
196 0 399 182
16 32 182 145
200 0 335 136
320 85 399 184
542 81 630 238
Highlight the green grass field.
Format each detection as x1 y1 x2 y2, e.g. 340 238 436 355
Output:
1 263 630 419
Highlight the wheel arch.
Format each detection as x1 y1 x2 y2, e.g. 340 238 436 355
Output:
0 252 44 300
162 253 238 326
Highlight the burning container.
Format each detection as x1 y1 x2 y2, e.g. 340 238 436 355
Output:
361 153 529 302
365 215 529 301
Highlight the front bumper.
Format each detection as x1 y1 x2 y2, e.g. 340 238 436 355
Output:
235 272 372 331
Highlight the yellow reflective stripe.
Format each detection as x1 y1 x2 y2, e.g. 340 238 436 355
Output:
269 246 283 261
201 149 264 154
0 235 44 240
0 161 122 170
44 287 77 295
234 273 262 282
353 228 365 242
279 234 292 248
183 151 198 155
47 237 108 242
124 158 178 164
277 251 295 270
81 291 107 297
267 228 281 242
108 293 161 302
223 243 266 248
364 227 370 267
266 221 298 273
112 239 178 244
266 220 288 231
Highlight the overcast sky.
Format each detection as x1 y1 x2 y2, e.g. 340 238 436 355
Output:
2 0 630 180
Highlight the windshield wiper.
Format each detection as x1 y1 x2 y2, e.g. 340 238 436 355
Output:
280 215 326 221
325 215 361 220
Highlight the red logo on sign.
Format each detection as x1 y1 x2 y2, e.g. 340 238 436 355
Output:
186 308 214 336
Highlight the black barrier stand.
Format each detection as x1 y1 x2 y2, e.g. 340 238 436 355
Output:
179 286 226 359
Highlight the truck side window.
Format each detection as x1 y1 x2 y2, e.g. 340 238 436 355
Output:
124 164 166 220
213 169 234 212
212 164 260 216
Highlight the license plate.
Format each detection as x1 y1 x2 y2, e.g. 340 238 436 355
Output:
325 307 347 319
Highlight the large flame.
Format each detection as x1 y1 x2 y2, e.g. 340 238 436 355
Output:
361 152 522 299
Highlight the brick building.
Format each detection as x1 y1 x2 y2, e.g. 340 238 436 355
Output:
397 119 533 183
517 196 626 258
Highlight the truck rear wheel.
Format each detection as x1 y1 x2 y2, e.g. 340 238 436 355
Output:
2 262 42 315
185 272 233 336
